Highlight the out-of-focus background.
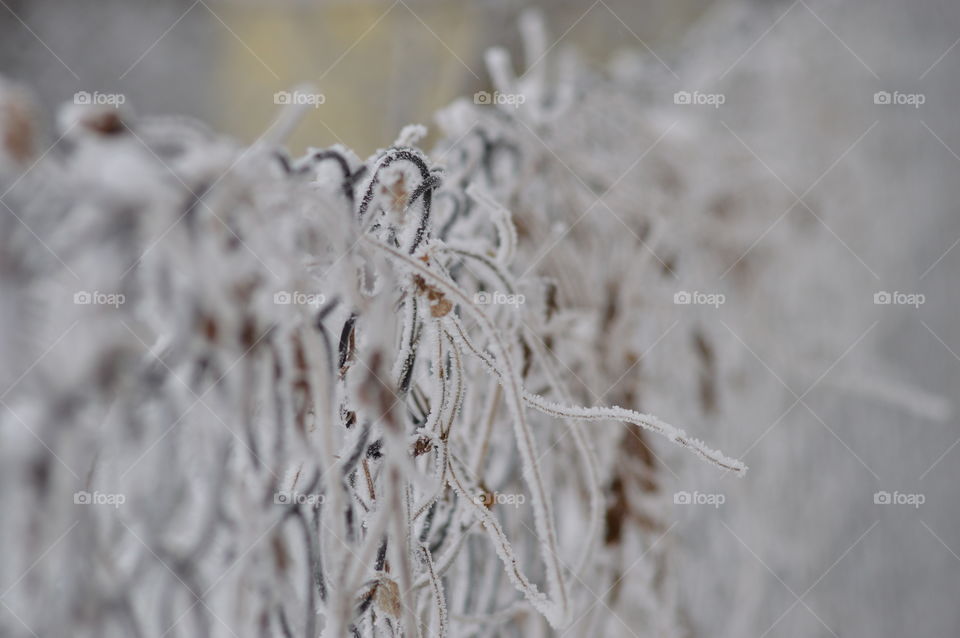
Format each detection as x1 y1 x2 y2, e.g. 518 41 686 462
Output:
3 0 960 636
0 0 715 155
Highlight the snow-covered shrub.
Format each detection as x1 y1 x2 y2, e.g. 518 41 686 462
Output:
0 7 946 638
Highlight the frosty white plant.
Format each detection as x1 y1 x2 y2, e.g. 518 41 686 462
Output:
16 6 954 637
7 3 944 638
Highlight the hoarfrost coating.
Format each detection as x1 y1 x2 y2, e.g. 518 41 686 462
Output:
0 4 954 638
